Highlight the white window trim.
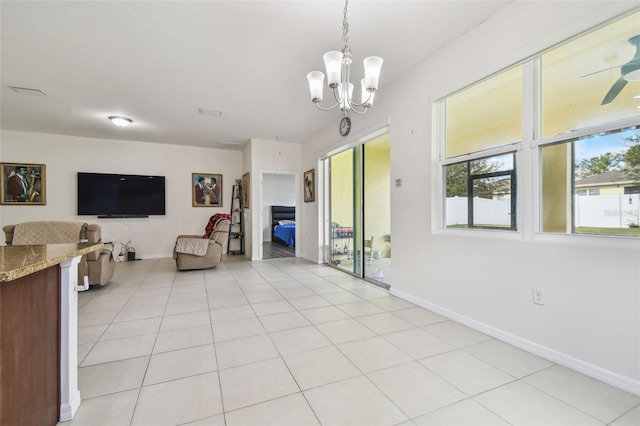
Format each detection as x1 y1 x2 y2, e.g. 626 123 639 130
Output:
434 58 640 249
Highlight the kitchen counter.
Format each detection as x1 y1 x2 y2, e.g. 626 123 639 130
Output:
0 242 103 282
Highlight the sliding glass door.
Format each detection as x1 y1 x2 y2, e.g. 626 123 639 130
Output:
324 130 391 288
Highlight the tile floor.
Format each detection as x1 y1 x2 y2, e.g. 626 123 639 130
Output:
64 256 640 426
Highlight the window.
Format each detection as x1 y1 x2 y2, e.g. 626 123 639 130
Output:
439 10 639 240
445 153 516 230
541 126 640 237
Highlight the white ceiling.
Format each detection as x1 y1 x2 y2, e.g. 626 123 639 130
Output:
0 1 511 150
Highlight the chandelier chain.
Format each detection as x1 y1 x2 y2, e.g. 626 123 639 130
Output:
341 0 350 46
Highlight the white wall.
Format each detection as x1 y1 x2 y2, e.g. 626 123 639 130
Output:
262 173 296 241
301 1 640 394
0 130 243 258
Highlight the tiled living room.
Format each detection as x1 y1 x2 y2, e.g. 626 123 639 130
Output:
70 256 639 426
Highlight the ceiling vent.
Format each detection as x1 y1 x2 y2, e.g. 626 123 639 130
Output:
198 108 222 117
9 86 49 96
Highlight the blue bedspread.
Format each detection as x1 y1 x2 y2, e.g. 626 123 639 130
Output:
274 224 296 246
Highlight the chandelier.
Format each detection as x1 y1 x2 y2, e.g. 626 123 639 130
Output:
306 0 383 122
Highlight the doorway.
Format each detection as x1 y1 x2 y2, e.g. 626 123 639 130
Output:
323 129 391 288
260 172 297 260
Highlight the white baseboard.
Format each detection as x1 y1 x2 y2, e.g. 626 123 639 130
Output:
391 288 640 397
59 391 81 421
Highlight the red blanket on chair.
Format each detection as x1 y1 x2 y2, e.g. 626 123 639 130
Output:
203 213 232 238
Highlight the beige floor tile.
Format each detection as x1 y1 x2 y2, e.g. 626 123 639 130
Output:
210 304 256 324
420 350 515 396
78 310 119 327
338 336 411 373
160 310 211 332
309 283 345 294
82 334 156 366
67 389 139 426
392 307 449 326
132 372 223 426
369 296 416 311
474 381 604 425
304 376 408 426
144 344 217 385
78 356 149 399
320 291 364 305
336 300 385 317
79 299 127 314
269 325 332 355
523 365 640 423
299 305 351 324
251 299 296 316
368 361 466 418
240 283 275 293
383 327 456 359
218 358 299 411
164 299 209 316
356 312 414 334
215 334 279 369
423 321 493 348
258 310 311 332
212 317 265 342
113 304 166 323
245 290 284 303
208 294 248 309
412 398 510 425
153 324 213 353
283 346 361 390
225 393 320 426
100 317 161 341
287 295 332 310
463 339 554 378
181 413 226 425
611 405 640 426
315 318 376 344
78 324 108 344
279 287 317 299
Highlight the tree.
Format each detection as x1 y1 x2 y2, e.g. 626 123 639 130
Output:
623 141 640 183
575 152 623 179
445 158 509 199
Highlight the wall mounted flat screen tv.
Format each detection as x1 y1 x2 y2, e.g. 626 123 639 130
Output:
77 172 166 217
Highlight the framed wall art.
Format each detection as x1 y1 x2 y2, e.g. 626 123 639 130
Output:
192 173 222 207
242 172 250 208
304 169 315 203
1 163 46 205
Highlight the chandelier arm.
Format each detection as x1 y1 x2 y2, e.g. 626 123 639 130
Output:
314 101 341 112
347 105 369 115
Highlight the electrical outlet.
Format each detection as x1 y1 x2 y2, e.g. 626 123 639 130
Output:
532 288 545 305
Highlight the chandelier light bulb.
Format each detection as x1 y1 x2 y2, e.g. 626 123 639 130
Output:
323 51 343 88
307 72 325 103
363 56 383 91
361 79 375 107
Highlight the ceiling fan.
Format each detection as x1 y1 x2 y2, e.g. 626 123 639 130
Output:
600 35 640 105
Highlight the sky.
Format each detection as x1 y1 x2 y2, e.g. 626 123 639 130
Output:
574 127 638 163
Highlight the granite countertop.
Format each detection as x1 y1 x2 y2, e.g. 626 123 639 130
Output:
0 242 104 282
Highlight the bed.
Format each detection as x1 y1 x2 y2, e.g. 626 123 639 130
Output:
271 205 296 246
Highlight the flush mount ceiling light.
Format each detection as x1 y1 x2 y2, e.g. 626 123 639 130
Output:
306 0 383 136
108 116 132 127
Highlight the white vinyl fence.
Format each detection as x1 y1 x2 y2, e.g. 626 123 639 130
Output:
446 194 640 228
576 194 640 228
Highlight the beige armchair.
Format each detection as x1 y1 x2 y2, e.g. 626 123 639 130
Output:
3 221 116 286
173 218 230 271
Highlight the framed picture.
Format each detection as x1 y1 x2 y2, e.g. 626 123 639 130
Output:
1 163 46 205
192 173 223 207
304 169 315 203
242 172 250 208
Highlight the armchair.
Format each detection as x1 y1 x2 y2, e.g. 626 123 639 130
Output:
173 218 230 271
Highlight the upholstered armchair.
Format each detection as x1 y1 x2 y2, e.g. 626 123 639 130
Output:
173 218 230 271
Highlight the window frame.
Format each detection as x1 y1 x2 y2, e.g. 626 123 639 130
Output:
434 10 640 248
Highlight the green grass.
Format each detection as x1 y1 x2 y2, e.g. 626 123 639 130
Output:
576 226 640 237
